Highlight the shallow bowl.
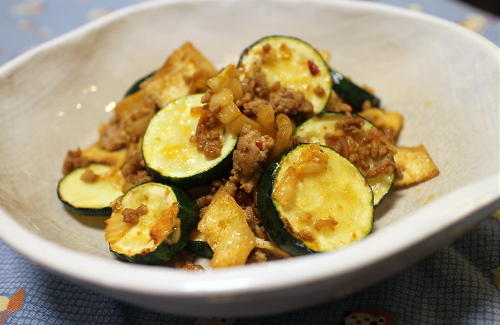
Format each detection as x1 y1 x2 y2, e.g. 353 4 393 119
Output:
0 0 498 317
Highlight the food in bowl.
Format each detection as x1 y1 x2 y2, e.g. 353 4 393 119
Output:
57 35 439 269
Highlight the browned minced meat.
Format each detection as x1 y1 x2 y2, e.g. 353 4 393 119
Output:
324 114 395 178
122 204 148 224
80 169 98 183
191 109 222 159
62 148 90 175
244 205 267 239
246 248 268 264
180 264 205 271
98 94 158 151
239 66 313 119
120 144 152 188
230 124 274 193
268 82 313 118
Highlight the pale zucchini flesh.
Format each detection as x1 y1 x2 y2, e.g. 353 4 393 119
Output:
107 182 198 264
273 145 373 252
239 35 332 114
142 94 238 187
57 164 124 216
295 112 394 205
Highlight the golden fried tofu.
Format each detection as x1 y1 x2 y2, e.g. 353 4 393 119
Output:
82 143 127 168
394 145 439 187
141 42 217 108
359 108 404 140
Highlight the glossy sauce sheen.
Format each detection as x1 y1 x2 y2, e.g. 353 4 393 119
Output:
142 94 237 178
110 184 179 256
240 37 332 114
273 146 373 251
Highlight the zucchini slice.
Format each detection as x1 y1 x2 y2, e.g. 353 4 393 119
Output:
330 69 381 111
187 229 213 258
238 35 332 114
295 112 394 205
142 94 238 187
57 164 124 216
124 71 155 97
105 182 198 264
258 144 373 255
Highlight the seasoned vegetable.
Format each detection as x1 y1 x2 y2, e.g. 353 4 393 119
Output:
330 69 381 111
186 241 213 259
57 164 124 216
142 94 238 187
239 35 332 114
295 112 394 205
258 144 374 256
105 182 198 264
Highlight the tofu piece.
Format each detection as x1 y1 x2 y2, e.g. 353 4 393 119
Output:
198 187 256 268
394 145 439 187
82 143 127 168
359 108 404 140
141 42 217 108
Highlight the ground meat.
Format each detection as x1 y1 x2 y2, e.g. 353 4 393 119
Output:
191 109 222 159
80 169 98 183
98 91 157 151
268 82 313 118
244 205 267 239
167 250 197 269
180 264 205 271
230 125 274 193
120 144 152 189
98 116 129 151
122 204 147 224
195 194 213 208
246 248 268 264
325 114 395 178
62 148 90 175
242 98 268 117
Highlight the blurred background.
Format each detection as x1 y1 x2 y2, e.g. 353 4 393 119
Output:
0 0 498 65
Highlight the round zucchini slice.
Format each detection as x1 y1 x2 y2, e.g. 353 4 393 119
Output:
257 144 374 256
57 164 124 216
238 35 332 114
142 94 238 188
295 112 394 206
105 182 198 264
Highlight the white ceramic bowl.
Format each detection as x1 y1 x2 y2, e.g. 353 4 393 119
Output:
0 0 498 317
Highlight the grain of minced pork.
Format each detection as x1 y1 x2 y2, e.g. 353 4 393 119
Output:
229 124 274 193
324 113 395 178
62 148 90 175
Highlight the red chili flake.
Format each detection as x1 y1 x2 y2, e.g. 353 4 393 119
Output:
255 140 264 150
307 60 320 76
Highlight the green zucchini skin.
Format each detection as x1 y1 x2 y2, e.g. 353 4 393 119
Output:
57 177 111 216
238 35 332 114
186 240 214 259
57 164 123 217
123 71 155 97
330 69 381 112
258 144 374 256
295 111 394 206
142 94 238 189
145 150 234 189
111 183 199 264
257 146 314 256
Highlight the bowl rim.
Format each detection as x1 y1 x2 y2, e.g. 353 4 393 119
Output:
0 0 498 299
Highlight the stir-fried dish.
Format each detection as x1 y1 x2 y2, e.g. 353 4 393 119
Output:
57 36 439 269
